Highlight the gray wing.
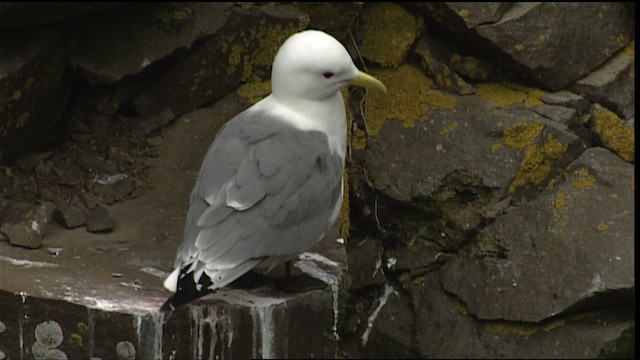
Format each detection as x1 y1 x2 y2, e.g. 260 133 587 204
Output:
175 109 343 289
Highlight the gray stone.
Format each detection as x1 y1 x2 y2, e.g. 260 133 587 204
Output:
366 95 583 203
346 237 386 290
473 3 634 90
65 3 233 85
0 201 55 249
0 28 72 164
440 148 634 322
532 104 578 127
132 108 176 135
416 3 513 44
86 206 116 233
362 284 419 358
403 273 634 358
413 36 476 95
54 203 87 229
133 5 309 116
541 90 592 114
571 46 635 120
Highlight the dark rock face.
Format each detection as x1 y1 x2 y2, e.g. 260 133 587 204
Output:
64 3 234 85
0 28 72 164
132 5 309 117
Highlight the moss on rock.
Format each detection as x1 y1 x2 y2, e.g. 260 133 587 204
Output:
591 104 634 162
359 3 423 67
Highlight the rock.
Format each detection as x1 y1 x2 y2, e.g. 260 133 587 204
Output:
361 284 419 358
413 36 476 95
415 3 512 44
440 148 634 322
0 28 72 164
571 42 635 120
54 203 87 229
401 272 634 358
540 90 592 114
86 206 116 233
532 104 578 127
0 201 55 249
15 152 53 172
92 177 134 204
296 2 361 39
77 151 118 175
346 237 386 290
0 3 122 29
57 164 85 186
472 3 634 90
64 3 233 84
133 4 309 116
365 88 583 202
132 108 176 135
589 104 634 163
358 3 423 68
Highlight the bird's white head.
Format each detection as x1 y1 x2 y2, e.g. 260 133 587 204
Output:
271 30 386 102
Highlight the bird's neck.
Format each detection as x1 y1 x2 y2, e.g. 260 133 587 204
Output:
258 93 347 160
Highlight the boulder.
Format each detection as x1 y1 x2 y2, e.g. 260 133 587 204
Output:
64 3 234 85
132 4 309 117
572 42 635 120
472 3 634 90
440 147 634 322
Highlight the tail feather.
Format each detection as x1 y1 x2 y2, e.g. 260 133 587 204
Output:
160 267 214 312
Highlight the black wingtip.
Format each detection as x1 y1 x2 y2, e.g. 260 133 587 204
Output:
159 267 215 312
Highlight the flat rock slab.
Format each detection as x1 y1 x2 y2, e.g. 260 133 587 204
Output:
0 95 347 359
440 147 635 322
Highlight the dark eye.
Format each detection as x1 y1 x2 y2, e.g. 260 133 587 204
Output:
323 72 334 79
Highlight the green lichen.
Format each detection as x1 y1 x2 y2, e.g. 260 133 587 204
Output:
366 64 456 136
592 104 634 162
359 3 424 67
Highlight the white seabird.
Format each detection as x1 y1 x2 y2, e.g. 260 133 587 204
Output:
161 30 386 311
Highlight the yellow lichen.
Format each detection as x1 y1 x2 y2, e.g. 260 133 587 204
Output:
596 223 608 231
504 125 566 192
359 3 424 67
554 191 570 211
621 40 635 58
476 83 544 108
351 128 368 151
69 333 83 347
366 64 456 136
484 322 539 337
236 80 271 104
503 123 543 150
11 90 21 101
570 168 596 190
515 44 525 52
457 8 470 20
451 54 490 80
592 104 634 162
439 121 459 136
490 143 503 152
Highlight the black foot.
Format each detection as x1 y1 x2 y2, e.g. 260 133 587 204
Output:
274 274 327 293
228 270 272 290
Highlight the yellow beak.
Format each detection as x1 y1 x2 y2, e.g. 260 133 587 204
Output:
348 71 387 93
